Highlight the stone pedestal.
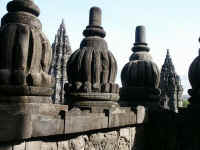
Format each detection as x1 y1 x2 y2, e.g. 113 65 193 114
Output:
66 92 119 112
0 102 67 142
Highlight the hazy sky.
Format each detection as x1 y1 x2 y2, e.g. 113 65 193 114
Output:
1 0 200 94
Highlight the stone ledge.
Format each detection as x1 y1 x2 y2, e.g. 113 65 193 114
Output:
0 103 147 142
0 86 53 96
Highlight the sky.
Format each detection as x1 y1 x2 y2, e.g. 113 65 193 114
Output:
1 0 200 95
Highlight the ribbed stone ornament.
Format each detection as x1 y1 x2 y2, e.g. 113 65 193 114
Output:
65 7 119 108
120 26 160 104
0 0 54 98
188 39 200 105
189 40 200 91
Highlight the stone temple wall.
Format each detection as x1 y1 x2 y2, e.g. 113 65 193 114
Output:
1 0 200 150
2 127 139 150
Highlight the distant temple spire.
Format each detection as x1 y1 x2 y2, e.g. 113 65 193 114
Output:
50 19 72 104
160 49 183 112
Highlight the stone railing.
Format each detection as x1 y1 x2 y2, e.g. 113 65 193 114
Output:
1 0 200 150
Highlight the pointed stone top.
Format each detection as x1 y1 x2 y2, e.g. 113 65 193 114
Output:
167 49 170 56
89 7 102 26
60 19 65 29
166 49 171 59
61 19 65 25
162 49 175 73
83 6 106 38
198 37 200 56
165 49 172 60
7 0 40 16
135 26 146 44
132 25 149 52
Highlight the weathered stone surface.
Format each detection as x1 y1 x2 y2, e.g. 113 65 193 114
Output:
65 7 119 107
0 100 140 143
0 145 12 150
0 96 52 104
120 128 130 140
188 39 200 107
32 115 64 137
26 141 41 150
0 86 53 97
0 103 67 142
13 142 25 150
121 26 160 88
58 141 69 150
5 126 140 150
65 128 136 150
50 20 72 104
40 142 57 150
0 110 32 142
65 111 108 134
0 0 54 93
189 39 200 91
120 87 160 102
108 107 136 128
136 106 146 124
120 26 160 106
69 136 86 150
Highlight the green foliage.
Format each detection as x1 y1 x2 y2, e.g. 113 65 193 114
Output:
183 100 190 108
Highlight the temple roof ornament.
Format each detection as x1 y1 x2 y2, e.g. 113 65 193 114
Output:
160 49 183 111
188 38 200 105
0 0 54 98
50 19 72 104
120 26 160 105
65 7 119 109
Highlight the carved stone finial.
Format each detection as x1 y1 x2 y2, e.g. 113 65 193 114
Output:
83 7 105 38
132 25 149 52
65 7 119 110
89 7 102 26
0 0 54 99
188 38 200 106
7 0 40 17
120 26 160 106
135 26 146 44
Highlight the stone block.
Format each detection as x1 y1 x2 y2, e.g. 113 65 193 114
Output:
0 103 67 142
137 106 146 124
0 96 51 104
32 115 64 137
38 104 58 117
0 145 12 150
109 113 130 128
26 141 41 150
108 108 136 128
57 141 69 150
40 142 57 150
69 136 85 150
120 128 130 140
0 110 32 142
13 142 25 150
0 86 53 97
65 112 108 133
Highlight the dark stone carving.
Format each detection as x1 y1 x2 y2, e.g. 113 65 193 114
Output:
0 0 54 97
159 50 183 112
188 38 200 106
120 26 160 105
50 20 72 104
65 7 119 108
